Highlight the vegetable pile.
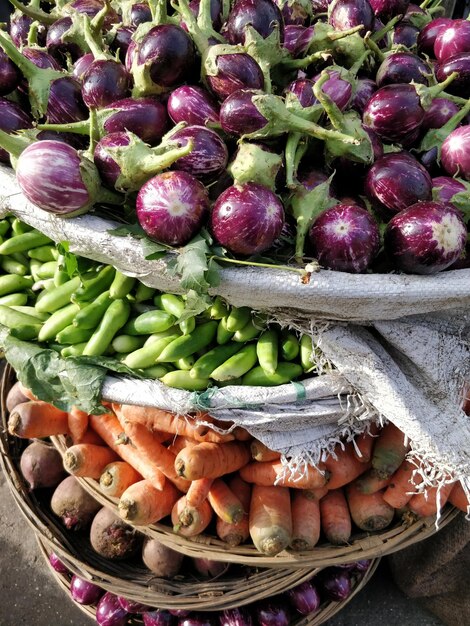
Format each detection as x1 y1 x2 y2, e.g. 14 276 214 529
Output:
0 0 469 282
0 215 319 390
7 381 469 559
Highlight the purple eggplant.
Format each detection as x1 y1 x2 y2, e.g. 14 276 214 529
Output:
255 599 291 626
64 0 120 30
435 53 470 98
36 130 88 150
211 182 284 255
184 0 224 31
136 171 210 246
96 592 129 626
178 615 217 626
143 611 175 626
168 85 220 126
48 552 70 575
287 581 321 616
392 22 419 48
226 0 284 45
376 52 430 87
0 50 20 96
70 575 105 605
353 559 372 573
219 608 253 626
312 69 353 111
16 140 114 215
10 12 46 48
205 52 265 101
125 38 138 73
441 126 470 181
128 2 153 26
94 132 131 188
169 125 228 182
368 0 410 20
328 0 375 34
46 17 83 65
112 26 135 63
283 24 307 54
365 152 432 214
22 47 62 71
274 0 310 26
320 568 353 601
169 610 191 617
81 59 131 109
384 201 467 274
0 98 33 163
285 78 318 108
72 53 95 82
311 0 329 13
417 17 453 58
308 203 380 272
434 19 470 62
47 77 88 124
133 25 194 96
117 596 152 613
422 98 460 131
351 78 377 113
220 88 268 136
432 176 467 206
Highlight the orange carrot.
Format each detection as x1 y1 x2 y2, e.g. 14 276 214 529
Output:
8 400 70 438
112 404 234 443
250 440 281 462
186 477 214 508
167 436 197 456
63 443 119 479
119 419 189 492
68 406 89 443
354 469 392 494
382 460 421 509
78 428 106 446
174 441 250 481
306 486 329 500
232 426 252 441
216 476 251 546
372 423 409 478
17 382 38 401
408 482 455 519
89 412 167 490
249 485 293 556
291 490 321 551
99 462 142 498
320 489 352 545
208 479 244 524
239 460 328 490
346 483 395 531
171 495 213 537
353 423 380 463
119 479 180 525
324 443 370 490
448 481 470 513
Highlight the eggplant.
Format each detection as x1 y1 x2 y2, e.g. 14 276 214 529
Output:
167 85 220 126
432 176 467 206
48 553 70 575
287 581 321 616
391 22 419 48
441 126 470 181
319 567 353 601
22 48 62 71
169 125 228 182
328 0 374 34
226 0 284 45
350 79 377 114
220 88 268 136
81 59 132 109
312 69 353 111
422 98 460 131
70 575 105 605
117 597 152 613
10 12 47 48
96 592 129 626
112 26 136 63
72 53 95 82
46 17 83 65
274 0 310 26
255 599 291 626
143 611 175 626
417 17 453 58
283 24 307 54
219 608 253 626
375 52 430 87
285 78 318 108
0 50 20 96
0 98 33 163
205 51 265 101
178 615 217 626
384 201 467 274
368 0 410 21
435 53 470 98
434 19 470 62
128 2 153 26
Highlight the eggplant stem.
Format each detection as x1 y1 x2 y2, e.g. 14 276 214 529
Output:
8 0 56 24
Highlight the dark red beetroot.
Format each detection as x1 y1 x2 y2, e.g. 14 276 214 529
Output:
308 203 380 273
205 53 265 101
96 592 128 626
0 97 32 163
432 176 467 206
328 0 374 34
368 0 410 20
384 201 467 274
435 53 470 98
81 59 131 109
211 182 285 255
434 20 470 62
167 85 220 126
417 17 453 58
226 0 284 45
375 52 430 87
90 507 142 560
441 126 470 181
364 152 432 214
220 88 267 136
422 98 460 131
136 171 210 246
169 125 228 182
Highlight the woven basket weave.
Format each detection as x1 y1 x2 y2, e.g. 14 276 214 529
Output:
36 534 380 625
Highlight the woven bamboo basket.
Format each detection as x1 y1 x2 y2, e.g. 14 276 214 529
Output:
36 534 380 626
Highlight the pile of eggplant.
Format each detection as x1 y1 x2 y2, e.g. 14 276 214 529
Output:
0 0 469 275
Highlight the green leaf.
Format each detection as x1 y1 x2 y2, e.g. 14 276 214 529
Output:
180 289 212 321
141 238 168 259
108 223 147 238
57 241 79 278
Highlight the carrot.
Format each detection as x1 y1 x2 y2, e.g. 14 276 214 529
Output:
119 479 180 525
249 485 292 556
354 469 392 494
63 443 119 479
167 436 197 456
171 495 213 537
208 479 244 524
448 481 470 513
216 476 251 546
239 460 328 490
324 443 370 490
353 423 380 463
174 441 250 481
408 482 455 519
372 423 409 478
112 404 234 443
89 412 167 490
382 460 421 509
8 400 70 438
17 382 38 401
346 483 395 531
250 440 281 462
306 486 329 500
291 490 321 551
78 428 106 446
232 426 252 441
68 406 89 443
186 477 214 508
119 419 189 492
100 462 142 498
320 489 352 545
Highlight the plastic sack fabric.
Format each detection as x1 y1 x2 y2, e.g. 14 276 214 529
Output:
1 163 469 496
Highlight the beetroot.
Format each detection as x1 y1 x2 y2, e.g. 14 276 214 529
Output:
90 507 143 560
51 476 101 530
142 537 184 577
20 440 66 489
